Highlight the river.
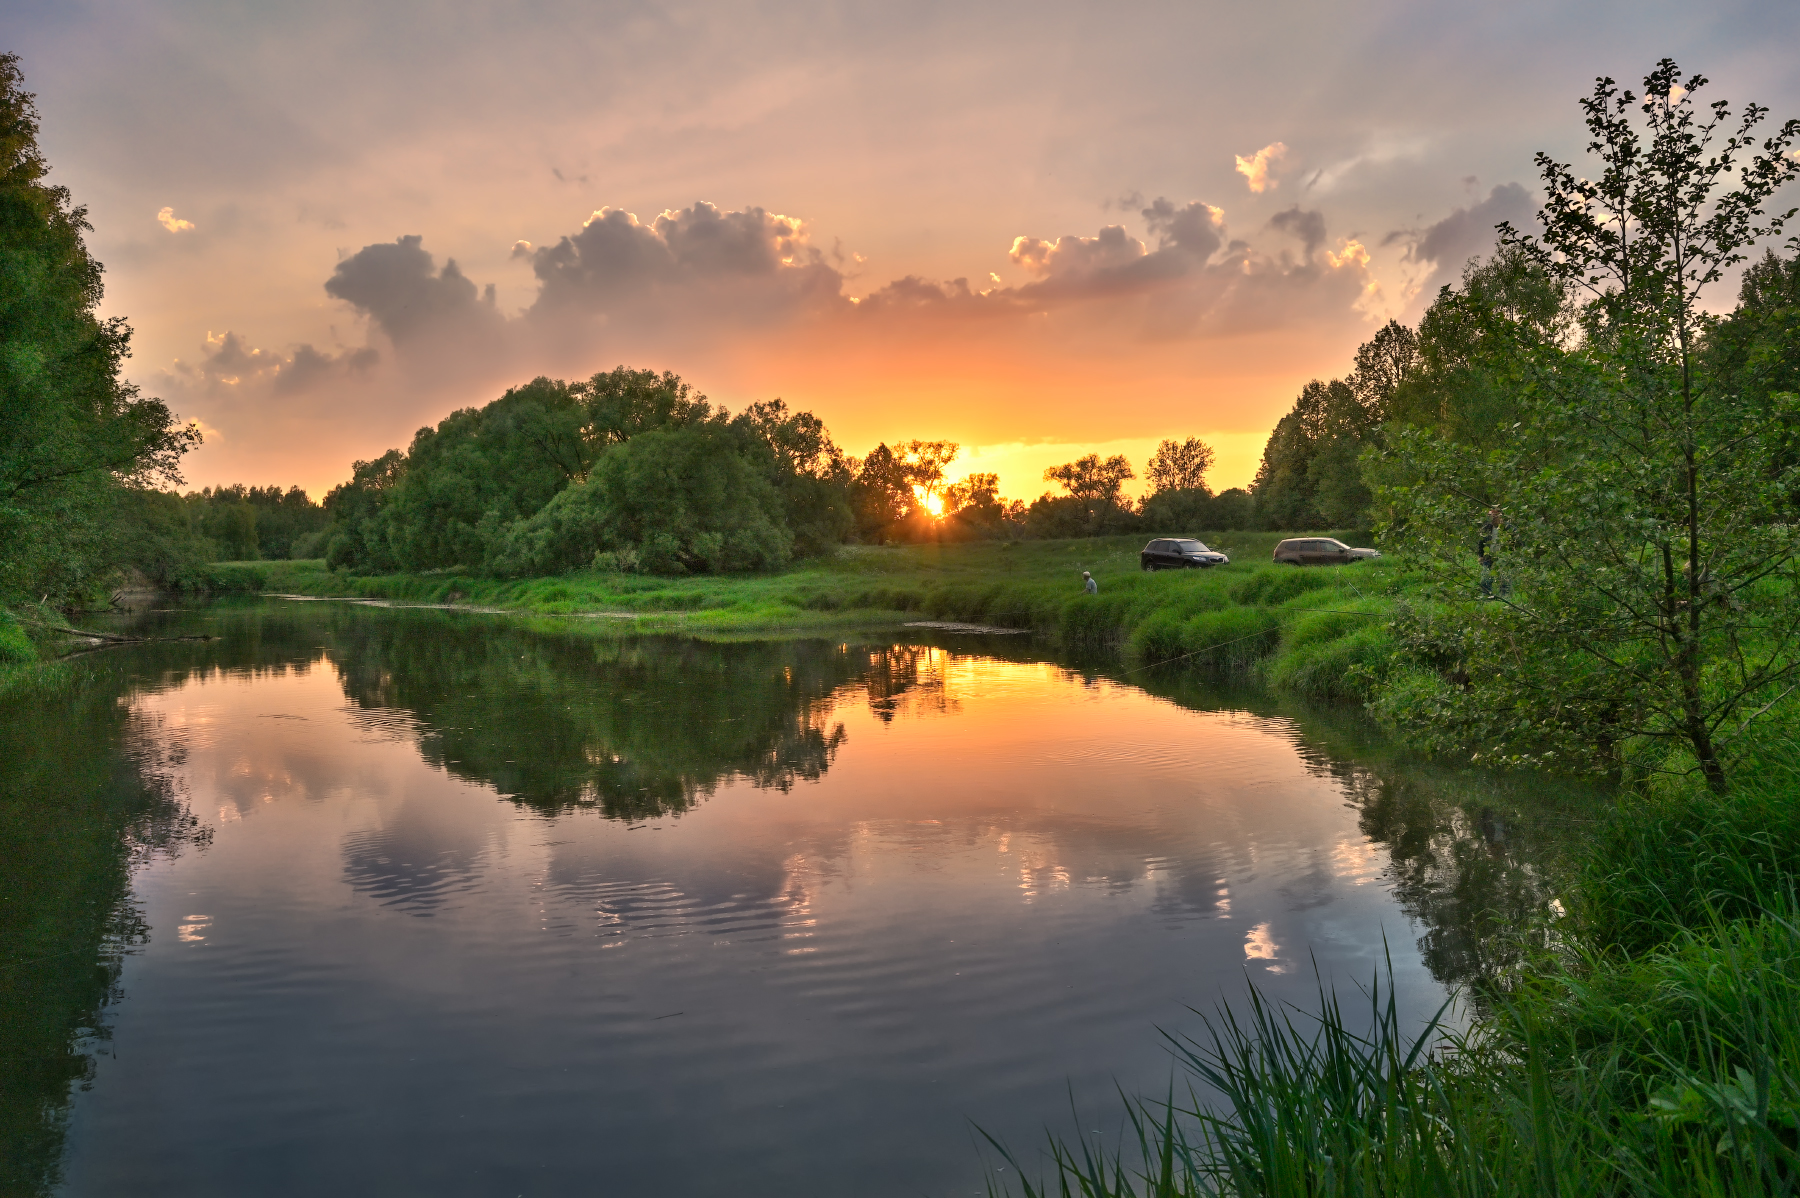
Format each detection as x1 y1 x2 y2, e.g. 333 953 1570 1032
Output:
2 600 1594 1197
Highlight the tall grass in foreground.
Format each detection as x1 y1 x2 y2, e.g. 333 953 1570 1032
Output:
987 765 1800 1197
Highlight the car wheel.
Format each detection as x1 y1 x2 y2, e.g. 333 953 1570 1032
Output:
1141 561 1154 571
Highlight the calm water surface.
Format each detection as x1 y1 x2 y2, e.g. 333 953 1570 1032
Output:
4 602 1588 1197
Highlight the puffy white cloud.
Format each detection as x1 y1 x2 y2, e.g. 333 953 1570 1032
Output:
157 206 195 233
1008 225 1147 279
526 201 844 324
1234 142 1287 193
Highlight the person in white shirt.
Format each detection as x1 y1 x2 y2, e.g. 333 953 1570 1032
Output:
1082 571 1097 594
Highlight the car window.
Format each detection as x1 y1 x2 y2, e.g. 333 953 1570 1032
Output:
1324 540 1347 551
1175 540 1205 552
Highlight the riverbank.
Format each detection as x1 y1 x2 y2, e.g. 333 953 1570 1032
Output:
201 531 1405 704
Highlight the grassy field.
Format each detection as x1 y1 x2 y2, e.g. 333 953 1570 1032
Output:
203 531 1408 702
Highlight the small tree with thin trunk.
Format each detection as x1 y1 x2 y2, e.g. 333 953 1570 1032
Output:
1378 60 1800 792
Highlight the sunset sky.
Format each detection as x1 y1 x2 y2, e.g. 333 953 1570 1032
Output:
12 0 1799 501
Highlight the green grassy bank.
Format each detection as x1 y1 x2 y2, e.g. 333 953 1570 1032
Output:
201 531 1402 701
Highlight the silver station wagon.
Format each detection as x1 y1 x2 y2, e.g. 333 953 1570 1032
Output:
1272 537 1381 566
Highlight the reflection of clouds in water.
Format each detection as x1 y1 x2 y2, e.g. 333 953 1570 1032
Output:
1244 921 1283 972
341 817 492 916
1331 838 1386 886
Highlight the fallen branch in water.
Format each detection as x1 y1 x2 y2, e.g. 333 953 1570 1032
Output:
19 617 217 649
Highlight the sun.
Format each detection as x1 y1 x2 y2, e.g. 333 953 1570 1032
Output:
915 486 945 518
907 482 950 514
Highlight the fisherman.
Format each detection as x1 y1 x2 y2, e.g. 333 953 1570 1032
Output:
1082 571 1097 595
1478 507 1505 598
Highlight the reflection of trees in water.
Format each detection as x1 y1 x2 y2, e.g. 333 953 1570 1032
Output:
323 619 972 820
857 645 961 723
1341 768 1568 988
1125 665 1602 993
0 667 207 1198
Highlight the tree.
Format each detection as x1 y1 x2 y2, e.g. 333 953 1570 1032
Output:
487 423 792 576
1145 437 1216 496
1045 453 1134 506
1038 453 1136 536
1379 61 1800 791
0 54 198 600
847 439 959 541
1251 320 1423 531
1380 248 1568 455
944 472 1007 536
849 444 914 542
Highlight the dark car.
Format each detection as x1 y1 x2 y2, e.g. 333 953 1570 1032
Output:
1272 537 1380 566
1140 538 1230 570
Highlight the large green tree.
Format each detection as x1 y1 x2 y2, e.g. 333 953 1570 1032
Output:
0 54 197 600
1250 320 1419 530
1377 61 1800 791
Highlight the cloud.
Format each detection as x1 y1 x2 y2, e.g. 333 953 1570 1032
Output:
1140 198 1224 258
157 206 195 233
324 234 501 345
1268 206 1327 258
162 330 378 398
526 201 844 324
1404 182 1535 295
1008 225 1147 279
1234 142 1287 193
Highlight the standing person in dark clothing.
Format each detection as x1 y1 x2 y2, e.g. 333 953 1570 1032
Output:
1479 507 1504 598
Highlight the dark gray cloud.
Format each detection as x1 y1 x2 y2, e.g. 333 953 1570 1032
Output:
1269 206 1327 258
1141 198 1225 259
1408 183 1535 291
857 195 1376 339
324 235 500 344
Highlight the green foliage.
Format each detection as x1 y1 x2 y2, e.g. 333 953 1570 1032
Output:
1374 63 1800 791
110 488 215 590
319 371 850 576
1249 321 1420 530
0 55 199 602
488 423 794 576
180 484 328 561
